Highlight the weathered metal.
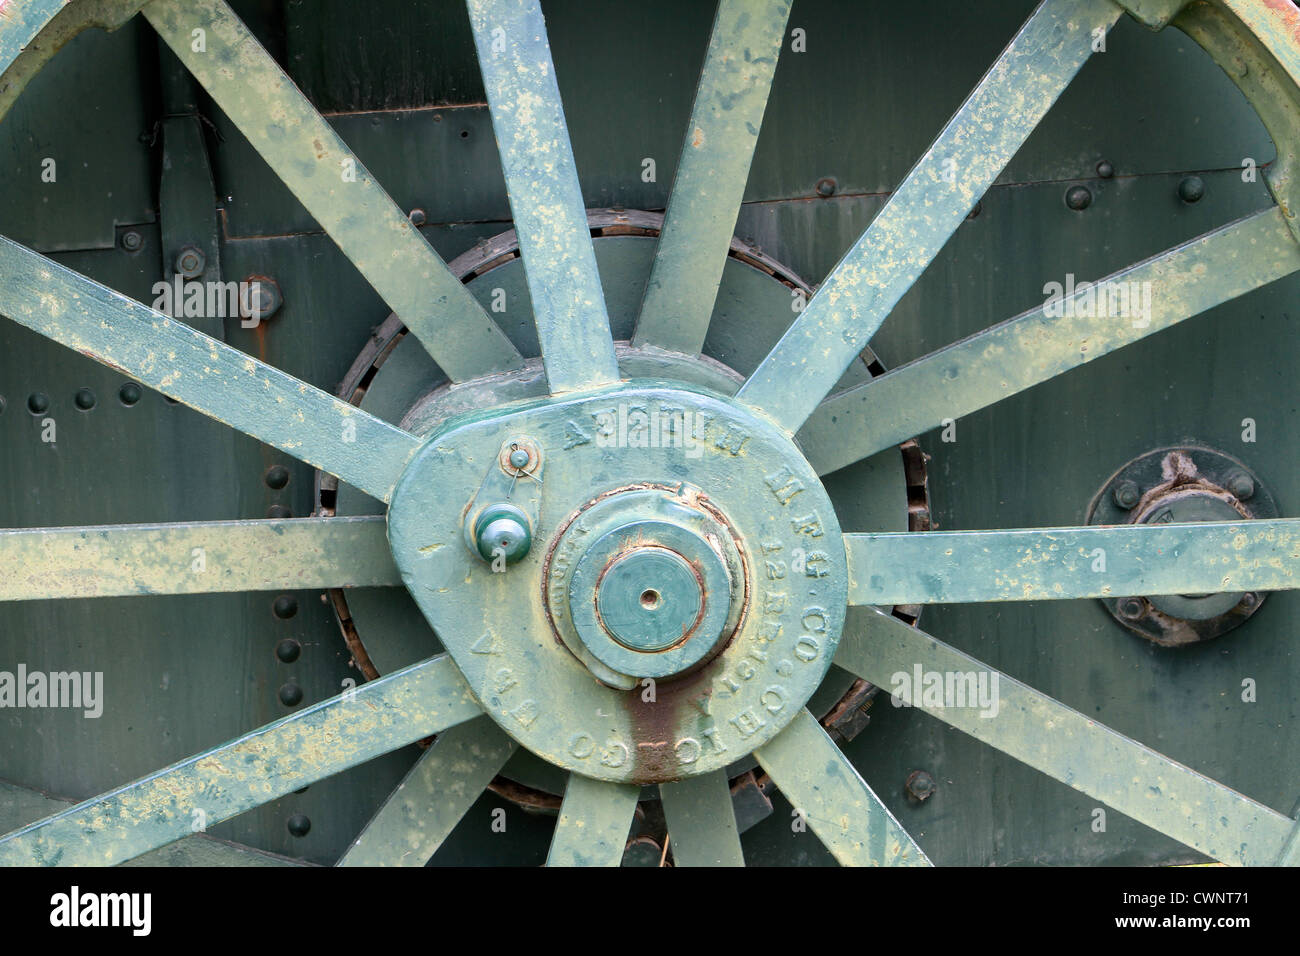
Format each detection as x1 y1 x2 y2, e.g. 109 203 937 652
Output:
0 655 481 866
145 0 524 382
0 516 397 601
337 715 517 867
467 0 619 393
634 0 791 355
799 207 1300 476
834 608 1295 867
0 0 1298 868
736 0 1122 435
753 708 929 867
845 518 1299 606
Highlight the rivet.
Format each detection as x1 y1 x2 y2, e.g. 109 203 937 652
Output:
905 769 936 801
264 464 290 489
174 245 205 279
508 447 531 470
815 177 836 198
273 595 299 620
1240 592 1259 611
1118 597 1146 621
286 814 312 837
73 387 96 411
1096 160 1114 179
279 683 303 707
243 275 283 321
1065 185 1092 211
1178 176 1205 203
27 392 49 415
276 638 301 663
1226 471 1255 501
966 200 982 220
268 504 292 519
120 230 143 253
119 382 143 406
408 208 427 226
1112 480 1140 509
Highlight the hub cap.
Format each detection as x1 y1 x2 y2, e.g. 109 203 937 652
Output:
387 383 848 784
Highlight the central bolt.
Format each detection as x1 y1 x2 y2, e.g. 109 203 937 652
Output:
596 547 703 652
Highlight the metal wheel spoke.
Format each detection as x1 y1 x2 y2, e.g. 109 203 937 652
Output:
801 208 1300 474
846 518 1300 606
632 0 792 354
754 708 930 867
468 0 619 393
660 769 744 867
0 516 398 602
736 0 1119 434
834 608 1296 866
338 715 517 867
545 774 640 867
0 236 419 501
0 656 481 866
142 0 522 382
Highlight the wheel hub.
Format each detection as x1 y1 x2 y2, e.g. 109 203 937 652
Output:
386 382 848 784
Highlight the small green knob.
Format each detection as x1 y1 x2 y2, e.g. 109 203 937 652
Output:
474 504 532 565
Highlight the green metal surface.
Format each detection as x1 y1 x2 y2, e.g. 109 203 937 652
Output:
754 708 929 867
834 608 1294 867
659 769 744 867
737 0 1122 435
0 515 397 601
0 0 1297 869
0 234 420 502
144 0 524 383
800 207 1300 475
546 774 640 868
338 715 517 866
467 0 619 393
0 655 480 866
634 0 791 354
846 519 1300 605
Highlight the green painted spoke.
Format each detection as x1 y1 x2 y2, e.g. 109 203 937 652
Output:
143 0 522 383
0 655 481 866
632 0 791 354
545 774 640 867
0 516 398 602
0 236 419 501
736 0 1119 434
755 709 930 867
801 208 1300 474
660 769 744 867
468 0 620 393
846 519 1300 606
834 608 1296 866
338 715 517 867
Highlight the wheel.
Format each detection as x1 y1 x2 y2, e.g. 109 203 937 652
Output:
0 0 1298 867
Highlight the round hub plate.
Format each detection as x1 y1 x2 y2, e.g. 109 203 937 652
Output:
387 382 847 784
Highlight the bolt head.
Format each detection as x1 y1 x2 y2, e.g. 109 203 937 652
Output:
1065 185 1092 211
474 504 532 564
1096 160 1115 179
906 770 936 801
508 447 531 470
1112 480 1140 509
175 245 206 279
408 208 427 226
1227 471 1255 501
815 177 836 198
1178 175 1206 203
1118 597 1146 621
120 230 143 252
